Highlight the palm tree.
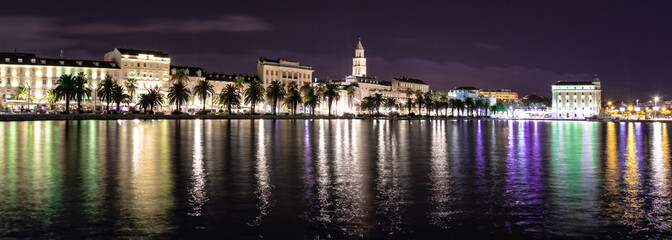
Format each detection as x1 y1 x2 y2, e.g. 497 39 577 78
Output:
361 96 375 115
125 78 137 104
322 84 340 116
73 72 91 112
284 82 301 115
299 82 313 95
448 98 459 116
284 89 302 115
234 75 246 90
464 98 475 117
111 84 130 113
265 80 286 115
170 68 191 84
97 75 116 112
303 88 320 115
11 86 32 101
167 82 191 113
138 93 152 113
424 93 433 117
346 86 356 111
440 94 449 116
45 89 58 104
384 97 398 112
244 80 265 115
193 80 215 113
371 93 383 115
415 91 425 116
53 73 77 113
480 98 491 116
148 87 164 112
405 88 415 114
216 84 240 114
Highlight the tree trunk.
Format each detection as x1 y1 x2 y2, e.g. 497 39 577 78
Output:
328 99 332 116
65 96 70 113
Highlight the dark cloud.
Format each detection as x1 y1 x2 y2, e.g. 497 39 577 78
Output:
0 15 269 50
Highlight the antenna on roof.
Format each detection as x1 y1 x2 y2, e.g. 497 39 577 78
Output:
60 50 64 59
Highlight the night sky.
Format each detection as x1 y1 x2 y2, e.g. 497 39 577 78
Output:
1 0 670 100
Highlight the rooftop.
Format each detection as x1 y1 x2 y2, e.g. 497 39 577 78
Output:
454 86 479 90
171 66 205 77
552 81 595 86
0 52 119 68
116 48 169 58
206 73 259 82
393 77 428 85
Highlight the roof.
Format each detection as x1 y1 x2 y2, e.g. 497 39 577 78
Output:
552 81 595 86
454 86 479 90
171 66 204 77
116 48 169 58
480 89 514 92
393 77 427 85
356 39 364 50
205 73 259 83
0 52 119 68
258 56 313 70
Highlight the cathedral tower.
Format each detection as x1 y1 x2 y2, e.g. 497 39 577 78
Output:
352 38 366 77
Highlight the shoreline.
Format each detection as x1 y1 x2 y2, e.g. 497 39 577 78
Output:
0 113 670 122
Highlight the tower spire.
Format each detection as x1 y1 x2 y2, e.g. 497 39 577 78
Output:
352 38 366 77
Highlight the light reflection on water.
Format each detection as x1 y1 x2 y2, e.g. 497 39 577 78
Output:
1 120 672 238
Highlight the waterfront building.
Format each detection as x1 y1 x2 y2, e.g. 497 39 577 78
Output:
257 57 313 88
391 77 429 93
104 48 171 93
551 74 602 119
451 86 482 98
0 52 120 109
480 89 519 103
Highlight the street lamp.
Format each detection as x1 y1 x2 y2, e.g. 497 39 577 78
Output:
25 81 31 111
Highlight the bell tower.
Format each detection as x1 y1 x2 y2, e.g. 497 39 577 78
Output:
352 38 366 77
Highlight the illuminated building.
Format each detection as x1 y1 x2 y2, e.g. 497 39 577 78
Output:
391 77 429 93
480 89 519 102
0 52 119 106
257 57 313 88
451 86 482 98
551 73 602 119
104 48 171 95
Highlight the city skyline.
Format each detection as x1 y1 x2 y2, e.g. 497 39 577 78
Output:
0 1 669 100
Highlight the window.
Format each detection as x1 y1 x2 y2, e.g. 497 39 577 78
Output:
144 63 146 67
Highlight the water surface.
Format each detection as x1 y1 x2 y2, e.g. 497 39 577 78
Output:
0 119 671 239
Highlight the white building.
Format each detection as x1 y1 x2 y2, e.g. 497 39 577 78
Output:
257 57 313 88
551 74 602 119
0 52 120 109
104 48 171 94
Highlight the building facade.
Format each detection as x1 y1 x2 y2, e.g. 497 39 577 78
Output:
391 77 429 92
0 52 120 108
551 74 602 119
257 57 313 88
104 48 171 93
480 89 519 103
